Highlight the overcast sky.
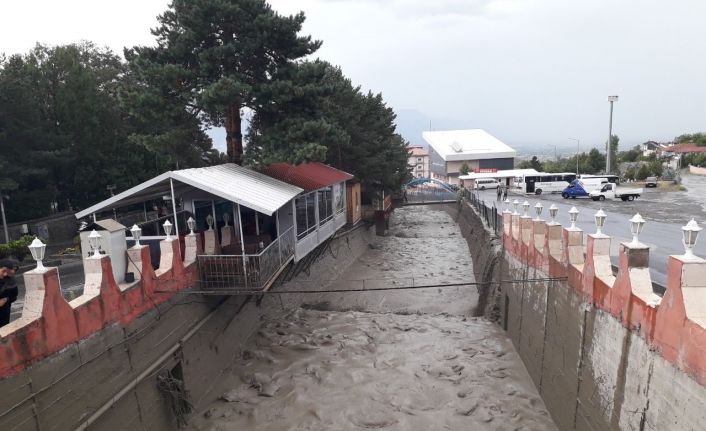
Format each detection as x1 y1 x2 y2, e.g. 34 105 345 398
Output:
2 0 705 153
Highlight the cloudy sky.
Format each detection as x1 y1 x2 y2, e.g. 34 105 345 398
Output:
2 0 705 153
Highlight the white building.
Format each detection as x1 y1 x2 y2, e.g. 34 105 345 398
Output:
423 129 516 185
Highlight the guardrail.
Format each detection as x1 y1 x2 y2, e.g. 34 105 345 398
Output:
196 227 295 291
465 189 501 235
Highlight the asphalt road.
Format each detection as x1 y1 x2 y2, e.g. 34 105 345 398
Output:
474 180 706 287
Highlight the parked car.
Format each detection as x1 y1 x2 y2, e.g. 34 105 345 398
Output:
645 176 658 188
474 179 501 190
589 183 643 201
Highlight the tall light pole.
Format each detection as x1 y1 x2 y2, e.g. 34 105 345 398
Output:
568 138 580 175
607 95 619 174
0 193 8 243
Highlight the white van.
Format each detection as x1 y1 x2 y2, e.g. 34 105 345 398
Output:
474 179 501 190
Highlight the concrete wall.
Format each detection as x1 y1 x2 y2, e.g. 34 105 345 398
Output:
450 200 706 430
0 225 374 430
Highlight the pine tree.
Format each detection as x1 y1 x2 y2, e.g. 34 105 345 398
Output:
125 0 321 164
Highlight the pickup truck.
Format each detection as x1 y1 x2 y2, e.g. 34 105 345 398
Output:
589 183 642 201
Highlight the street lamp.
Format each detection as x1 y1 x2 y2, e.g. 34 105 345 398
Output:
568 206 579 229
682 218 702 260
607 95 619 174
569 138 580 176
187 217 196 235
88 230 102 258
534 202 543 221
503 198 511 214
28 237 46 271
163 220 173 240
130 224 142 247
512 199 519 215
522 200 530 217
629 213 645 245
549 204 558 224
594 209 607 236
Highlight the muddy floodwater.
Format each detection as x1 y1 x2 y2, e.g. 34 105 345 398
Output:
188 205 556 430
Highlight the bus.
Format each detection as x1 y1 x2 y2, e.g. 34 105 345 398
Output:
515 172 577 195
579 174 620 185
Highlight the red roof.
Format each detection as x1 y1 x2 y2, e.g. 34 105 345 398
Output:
261 162 354 193
408 146 428 156
663 144 706 154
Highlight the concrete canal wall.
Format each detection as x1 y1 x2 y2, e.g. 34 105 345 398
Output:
0 226 374 430
450 200 706 430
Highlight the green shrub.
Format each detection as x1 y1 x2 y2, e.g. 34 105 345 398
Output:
0 235 35 261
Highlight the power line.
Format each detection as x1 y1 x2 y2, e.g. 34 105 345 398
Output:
161 277 568 296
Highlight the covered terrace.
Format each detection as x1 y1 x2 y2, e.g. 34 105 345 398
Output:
262 163 353 261
75 164 304 291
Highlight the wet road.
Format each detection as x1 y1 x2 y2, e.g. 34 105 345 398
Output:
188 205 556 430
475 173 706 286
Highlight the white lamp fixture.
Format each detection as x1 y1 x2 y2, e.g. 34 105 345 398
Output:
503 198 511 214
163 220 173 240
130 224 142 247
549 204 558 224
594 209 607 236
28 237 46 271
629 213 645 245
682 218 703 260
534 202 543 221
206 214 214 231
568 207 579 229
512 199 519 215
522 200 530 217
223 213 230 227
88 230 102 258
187 217 196 235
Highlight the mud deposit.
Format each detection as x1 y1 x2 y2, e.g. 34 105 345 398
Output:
188 206 556 430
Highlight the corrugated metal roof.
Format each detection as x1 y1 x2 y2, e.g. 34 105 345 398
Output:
75 164 303 219
261 162 354 193
422 129 516 162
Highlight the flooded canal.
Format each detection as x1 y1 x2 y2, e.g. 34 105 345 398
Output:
188 205 556 430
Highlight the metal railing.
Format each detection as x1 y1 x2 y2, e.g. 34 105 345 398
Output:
196 227 295 291
465 189 501 235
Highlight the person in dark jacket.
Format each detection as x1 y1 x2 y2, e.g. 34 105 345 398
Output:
0 258 20 327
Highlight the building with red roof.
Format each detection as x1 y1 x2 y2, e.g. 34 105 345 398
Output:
261 162 355 260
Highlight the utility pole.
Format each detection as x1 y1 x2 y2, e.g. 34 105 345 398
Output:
607 95 619 174
0 193 8 243
569 138 580 175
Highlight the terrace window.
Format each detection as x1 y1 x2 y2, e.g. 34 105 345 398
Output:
296 193 317 239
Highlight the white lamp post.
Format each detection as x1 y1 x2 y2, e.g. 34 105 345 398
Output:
130 224 142 247
569 138 580 176
682 218 702 260
568 207 579 229
28 237 46 271
163 220 173 240
223 213 230 227
512 199 519 215
522 200 530 217
88 230 102 258
594 209 607 236
534 202 543 221
549 204 558 225
206 214 214 231
629 213 645 245
503 198 511 214
187 217 196 235
607 95 619 174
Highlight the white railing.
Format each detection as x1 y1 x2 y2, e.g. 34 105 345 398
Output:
196 227 295 291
